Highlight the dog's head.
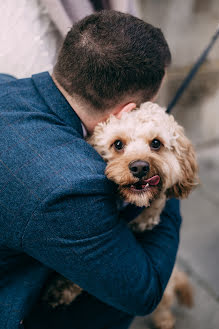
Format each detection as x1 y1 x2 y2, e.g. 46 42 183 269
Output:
89 102 199 207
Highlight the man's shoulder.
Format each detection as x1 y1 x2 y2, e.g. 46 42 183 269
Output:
0 73 107 187
0 74 48 120
1 114 108 193
0 74 33 98
0 74 111 207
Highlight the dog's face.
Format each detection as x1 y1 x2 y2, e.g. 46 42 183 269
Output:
89 102 198 207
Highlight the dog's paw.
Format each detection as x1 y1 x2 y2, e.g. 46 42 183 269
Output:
42 276 82 308
144 216 160 230
153 311 176 329
129 221 145 233
130 216 160 233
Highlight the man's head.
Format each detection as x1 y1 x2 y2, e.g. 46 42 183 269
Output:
53 10 171 130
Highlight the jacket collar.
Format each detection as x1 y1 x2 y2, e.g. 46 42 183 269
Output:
32 72 83 137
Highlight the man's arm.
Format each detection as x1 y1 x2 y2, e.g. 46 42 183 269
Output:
21 183 181 316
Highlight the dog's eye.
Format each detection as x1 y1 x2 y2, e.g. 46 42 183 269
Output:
113 140 124 151
150 139 161 150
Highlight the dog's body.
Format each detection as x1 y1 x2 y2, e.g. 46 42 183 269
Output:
42 102 198 329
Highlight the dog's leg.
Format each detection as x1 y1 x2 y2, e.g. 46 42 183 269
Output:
173 267 194 308
152 267 194 329
152 271 176 329
129 194 166 232
152 302 175 329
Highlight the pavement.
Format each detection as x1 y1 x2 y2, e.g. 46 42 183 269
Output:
131 143 219 329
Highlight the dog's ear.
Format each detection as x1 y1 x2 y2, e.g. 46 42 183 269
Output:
166 126 199 199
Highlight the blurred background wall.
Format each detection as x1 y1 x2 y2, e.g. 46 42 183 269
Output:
138 0 219 145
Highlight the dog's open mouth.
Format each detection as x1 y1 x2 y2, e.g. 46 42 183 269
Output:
128 175 160 192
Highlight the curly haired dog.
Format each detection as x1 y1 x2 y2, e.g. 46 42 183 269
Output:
42 102 198 329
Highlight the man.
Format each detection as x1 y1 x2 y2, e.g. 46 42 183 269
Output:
0 10 181 329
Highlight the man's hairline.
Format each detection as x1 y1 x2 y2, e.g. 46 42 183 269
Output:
52 70 165 115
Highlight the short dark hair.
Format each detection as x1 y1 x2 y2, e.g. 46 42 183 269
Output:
54 10 171 110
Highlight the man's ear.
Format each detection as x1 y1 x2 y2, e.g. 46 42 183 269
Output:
115 102 136 119
166 126 199 199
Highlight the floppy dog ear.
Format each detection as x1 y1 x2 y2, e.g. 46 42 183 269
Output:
166 126 199 199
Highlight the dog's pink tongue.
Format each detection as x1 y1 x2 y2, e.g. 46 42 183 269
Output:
145 175 160 186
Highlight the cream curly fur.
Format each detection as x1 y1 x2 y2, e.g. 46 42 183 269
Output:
89 102 198 221
42 102 198 329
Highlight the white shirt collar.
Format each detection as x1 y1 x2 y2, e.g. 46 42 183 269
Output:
81 123 88 139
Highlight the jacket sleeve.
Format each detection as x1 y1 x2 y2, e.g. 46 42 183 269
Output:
21 181 181 316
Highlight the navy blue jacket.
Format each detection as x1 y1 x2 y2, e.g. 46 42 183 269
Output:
0 72 181 329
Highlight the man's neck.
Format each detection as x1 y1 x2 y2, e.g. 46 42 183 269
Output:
51 75 104 135
51 74 138 134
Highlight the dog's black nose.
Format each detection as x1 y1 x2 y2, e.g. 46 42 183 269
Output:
129 160 150 178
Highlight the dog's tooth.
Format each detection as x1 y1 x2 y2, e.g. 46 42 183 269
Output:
146 183 149 187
